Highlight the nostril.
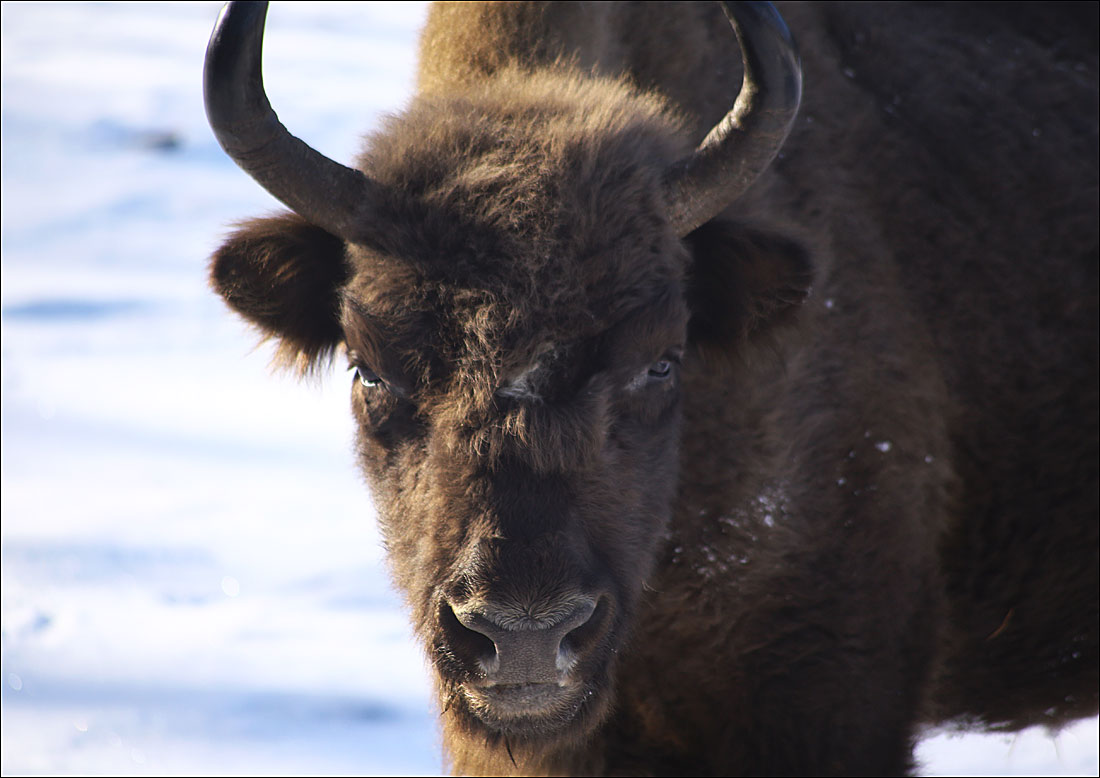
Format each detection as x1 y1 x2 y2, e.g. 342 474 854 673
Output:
560 595 611 658
442 595 612 683
440 600 498 673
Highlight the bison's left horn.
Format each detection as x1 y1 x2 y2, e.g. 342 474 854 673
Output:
204 1 378 243
665 1 802 236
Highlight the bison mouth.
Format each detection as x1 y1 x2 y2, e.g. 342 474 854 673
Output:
450 670 614 743
460 679 599 736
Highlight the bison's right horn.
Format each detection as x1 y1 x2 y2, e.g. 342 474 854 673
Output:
204 1 377 243
665 1 802 236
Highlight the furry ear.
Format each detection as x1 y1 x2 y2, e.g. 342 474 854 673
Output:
684 219 814 365
210 212 349 372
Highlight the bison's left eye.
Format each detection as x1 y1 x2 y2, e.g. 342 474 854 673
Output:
648 359 673 379
628 354 681 391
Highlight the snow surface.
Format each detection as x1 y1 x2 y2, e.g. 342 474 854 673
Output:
1 2 1096 775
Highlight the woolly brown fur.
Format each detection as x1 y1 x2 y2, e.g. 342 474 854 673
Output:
208 2 1098 774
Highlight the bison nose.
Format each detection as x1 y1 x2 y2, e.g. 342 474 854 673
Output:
443 597 603 684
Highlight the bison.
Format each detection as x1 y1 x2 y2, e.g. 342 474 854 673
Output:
203 1 1098 774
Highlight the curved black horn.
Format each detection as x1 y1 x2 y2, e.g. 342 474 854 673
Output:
665 1 802 236
204 1 376 242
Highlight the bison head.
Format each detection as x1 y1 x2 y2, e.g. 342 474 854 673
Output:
204 0 807 762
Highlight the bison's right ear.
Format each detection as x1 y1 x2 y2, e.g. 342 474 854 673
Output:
210 212 349 372
684 218 814 367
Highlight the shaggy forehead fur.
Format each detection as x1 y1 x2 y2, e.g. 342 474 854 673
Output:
340 68 693 407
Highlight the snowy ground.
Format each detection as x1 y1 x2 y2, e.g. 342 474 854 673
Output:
1 3 1096 775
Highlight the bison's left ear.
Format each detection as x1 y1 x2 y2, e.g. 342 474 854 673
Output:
210 211 349 373
684 219 814 364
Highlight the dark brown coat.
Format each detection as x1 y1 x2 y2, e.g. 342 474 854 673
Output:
207 2 1098 774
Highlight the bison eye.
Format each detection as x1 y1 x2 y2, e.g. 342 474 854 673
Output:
355 366 384 389
648 359 673 379
628 354 681 391
347 353 386 390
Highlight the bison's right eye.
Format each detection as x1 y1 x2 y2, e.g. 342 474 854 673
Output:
346 353 420 444
347 351 387 391
355 366 384 389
